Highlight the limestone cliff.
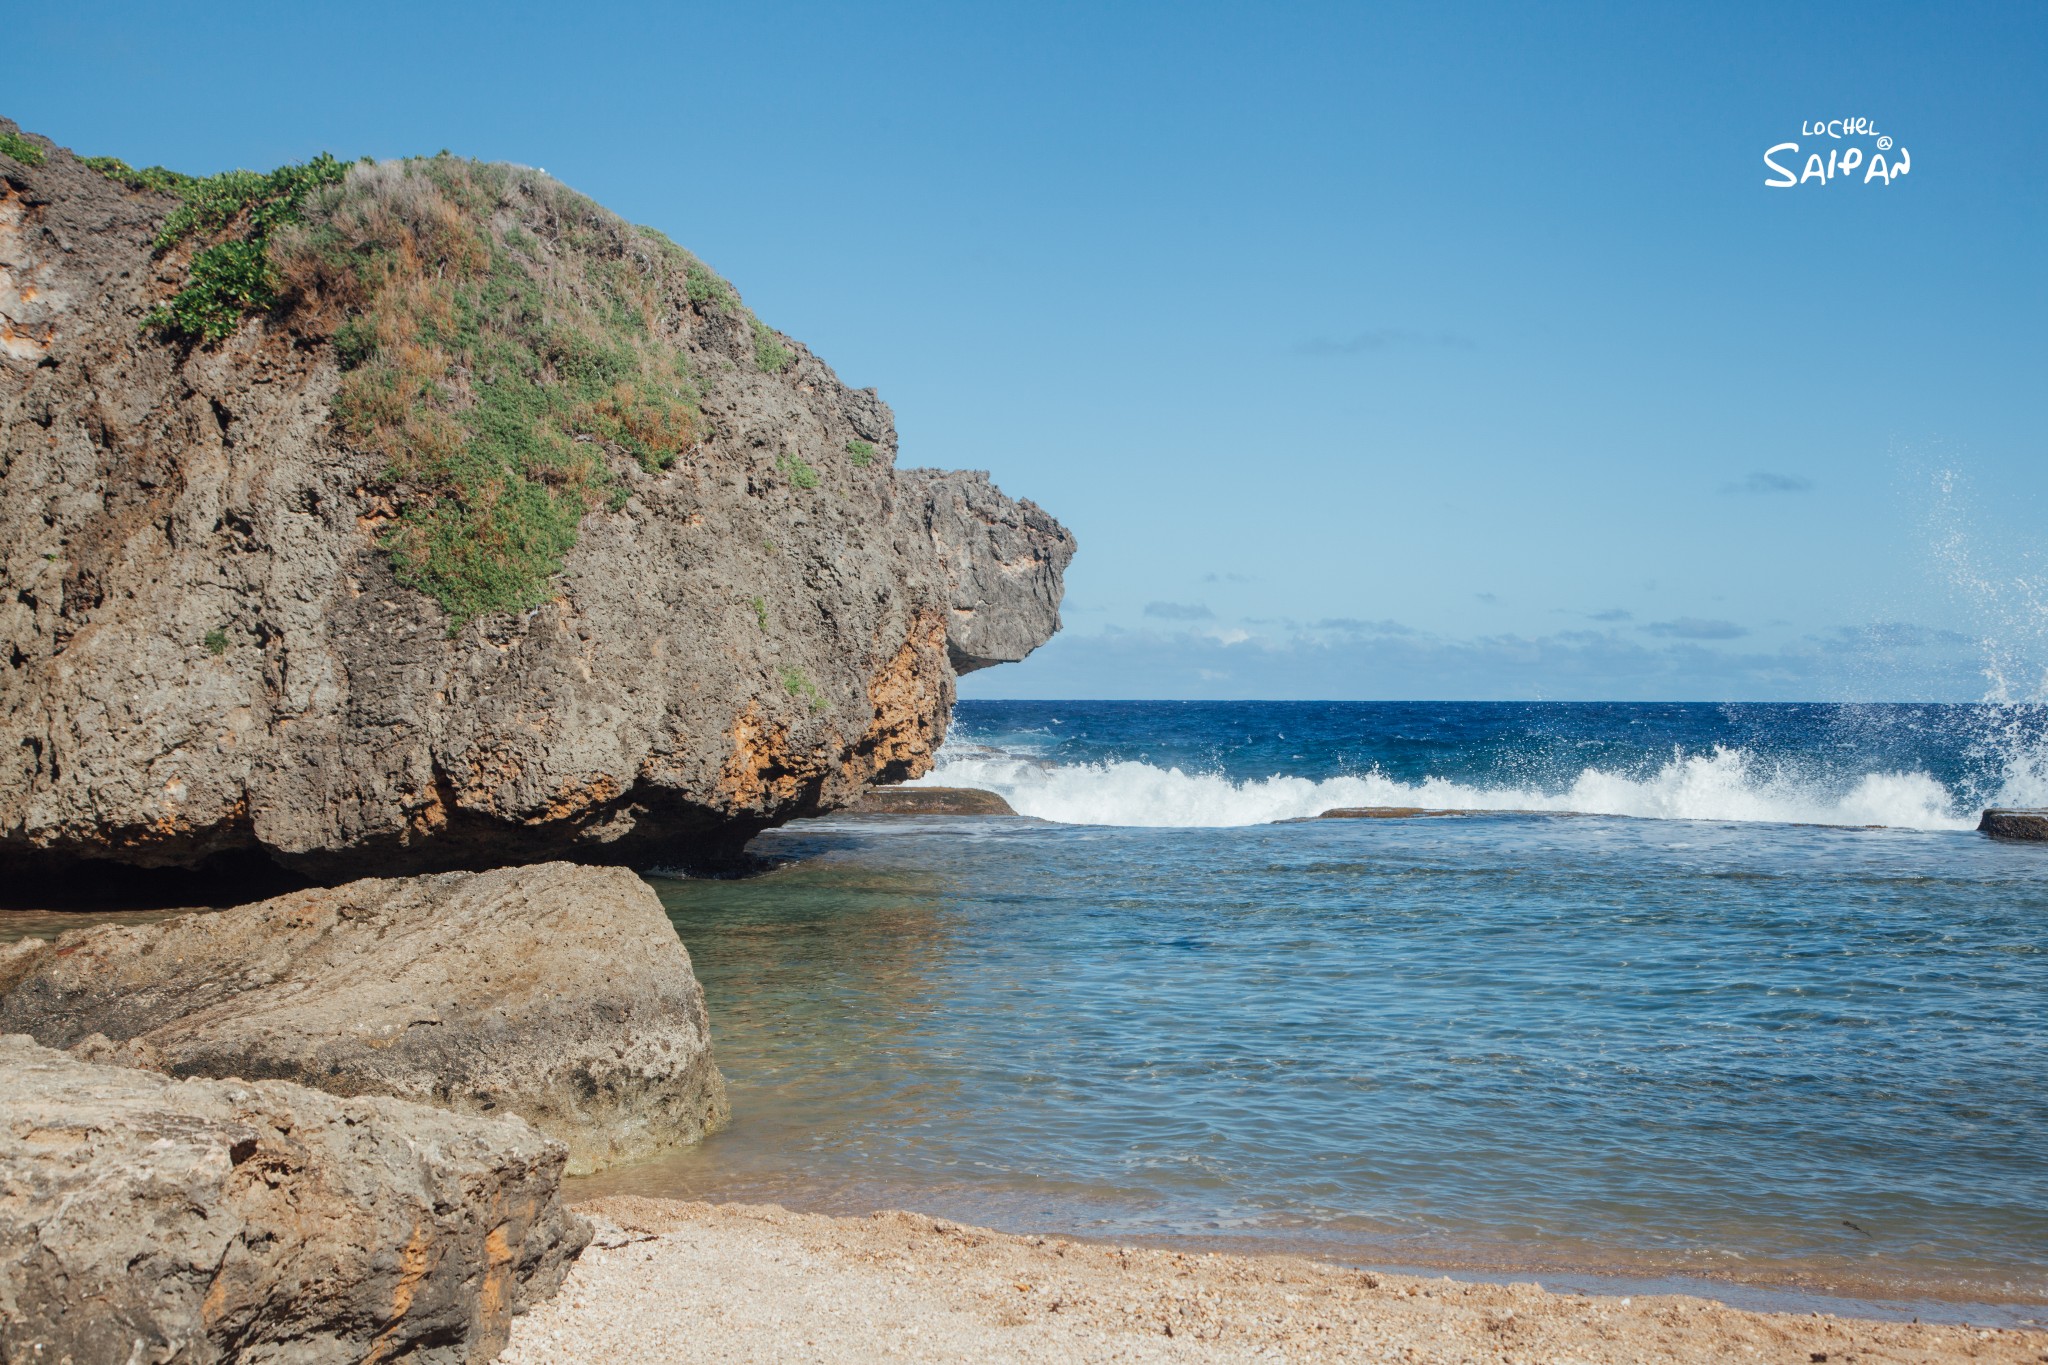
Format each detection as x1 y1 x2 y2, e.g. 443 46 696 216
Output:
0 120 1073 883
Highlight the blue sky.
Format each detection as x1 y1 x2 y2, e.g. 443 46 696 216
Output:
13 1 2047 700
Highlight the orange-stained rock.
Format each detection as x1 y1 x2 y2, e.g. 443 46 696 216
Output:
0 1034 586 1363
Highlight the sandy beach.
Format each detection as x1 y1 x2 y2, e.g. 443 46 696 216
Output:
496 1197 2045 1364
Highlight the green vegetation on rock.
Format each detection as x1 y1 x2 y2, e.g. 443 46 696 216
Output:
144 153 349 343
681 255 790 374
147 238 278 344
274 156 706 630
71 142 793 634
779 665 824 711
684 260 740 313
777 451 819 490
846 439 875 466
750 316 792 373
152 155 348 248
0 130 47 166
79 156 195 194
203 628 229 656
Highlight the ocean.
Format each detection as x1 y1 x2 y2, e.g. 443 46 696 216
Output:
583 700 2048 1325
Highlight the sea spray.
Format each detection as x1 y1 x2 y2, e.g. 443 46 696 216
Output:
1928 464 2048 706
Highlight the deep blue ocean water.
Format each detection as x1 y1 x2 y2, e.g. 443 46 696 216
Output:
587 701 2048 1322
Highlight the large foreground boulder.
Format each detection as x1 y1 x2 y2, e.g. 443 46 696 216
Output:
0 863 726 1174
0 1035 587 1363
0 122 1073 884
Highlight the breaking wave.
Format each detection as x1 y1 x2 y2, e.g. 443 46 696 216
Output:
916 743 2035 832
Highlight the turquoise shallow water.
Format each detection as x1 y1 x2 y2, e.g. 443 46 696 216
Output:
583 702 2048 1324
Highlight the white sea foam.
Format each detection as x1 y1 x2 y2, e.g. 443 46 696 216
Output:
915 746 1988 831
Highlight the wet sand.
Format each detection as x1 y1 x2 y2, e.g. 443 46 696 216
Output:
497 1197 2045 1363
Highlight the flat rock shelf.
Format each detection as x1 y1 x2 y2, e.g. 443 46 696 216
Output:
847 786 1020 816
1980 808 2048 841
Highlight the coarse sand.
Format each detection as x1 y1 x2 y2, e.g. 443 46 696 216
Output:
497 1197 2046 1364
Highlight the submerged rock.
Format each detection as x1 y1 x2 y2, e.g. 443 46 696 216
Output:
848 785 1018 815
0 123 1072 885
0 1034 587 1363
1306 807 1585 820
1312 806 1473 819
1979 808 2048 842
0 862 725 1174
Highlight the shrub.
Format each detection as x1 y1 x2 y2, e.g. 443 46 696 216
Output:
203 628 229 656
148 239 275 343
154 153 349 250
750 316 792 373
0 130 45 166
776 451 819 490
332 315 377 369
144 152 349 344
846 439 875 466
79 155 193 194
751 596 769 630
574 379 701 472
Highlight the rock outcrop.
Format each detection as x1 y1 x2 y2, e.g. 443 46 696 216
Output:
846 785 1017 816
0 862 725 1174
1979 808 2048 842
0 121 1073 886
899 470 1073 675
0 1034 587 1363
